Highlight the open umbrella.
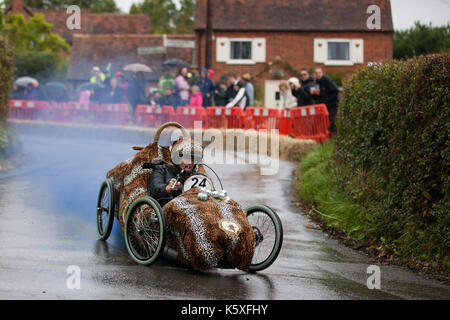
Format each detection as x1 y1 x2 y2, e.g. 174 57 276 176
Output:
163 58 189 68
15 76 38 87
77 82 106 92
44 82 69 102
123 63 152 73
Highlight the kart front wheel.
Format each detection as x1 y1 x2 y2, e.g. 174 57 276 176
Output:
96 179 115 241
124 196 166 266
246 204 283 272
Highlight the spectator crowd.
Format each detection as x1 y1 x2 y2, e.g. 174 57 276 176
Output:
10 64 340 131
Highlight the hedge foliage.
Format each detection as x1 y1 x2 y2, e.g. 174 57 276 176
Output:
0 35 14 120
335 53 449 264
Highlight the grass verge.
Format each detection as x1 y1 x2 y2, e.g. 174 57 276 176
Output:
297 140 449 283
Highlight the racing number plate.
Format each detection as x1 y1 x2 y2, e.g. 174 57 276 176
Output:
183 175 214 192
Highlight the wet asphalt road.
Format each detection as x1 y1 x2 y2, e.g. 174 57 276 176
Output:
0 132 449 300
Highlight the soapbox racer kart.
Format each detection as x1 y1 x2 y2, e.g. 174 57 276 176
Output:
96 122 283 272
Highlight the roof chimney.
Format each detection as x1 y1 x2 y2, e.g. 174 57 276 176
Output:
7 0 33 17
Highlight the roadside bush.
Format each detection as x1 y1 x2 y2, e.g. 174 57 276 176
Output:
0 35 18 165
335 53 449 264
0 35 14 120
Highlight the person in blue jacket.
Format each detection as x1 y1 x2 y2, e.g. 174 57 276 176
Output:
197 68 215 107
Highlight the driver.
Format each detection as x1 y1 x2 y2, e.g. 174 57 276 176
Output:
149 139 203 207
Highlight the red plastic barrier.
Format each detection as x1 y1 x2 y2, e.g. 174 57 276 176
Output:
63 102 98 124
46 102 68 122
135 105 175 127
205 106 245 129
244 107 279 131
291 104 330 143
98 103 129 125
9 100 49 121
206 107 227 129
279 108 294 135
176 106 206 129
225 107 245 129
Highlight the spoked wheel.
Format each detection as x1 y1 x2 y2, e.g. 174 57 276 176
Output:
246 204 283 272
96 179 115 240
124 196 166 266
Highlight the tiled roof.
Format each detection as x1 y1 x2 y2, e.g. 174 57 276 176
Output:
195 0 393 32
32 10 152 43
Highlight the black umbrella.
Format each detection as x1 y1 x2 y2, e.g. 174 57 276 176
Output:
44 82 69 102
163 58 189 68
77 82 106 92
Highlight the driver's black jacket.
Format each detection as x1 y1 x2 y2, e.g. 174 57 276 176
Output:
148 163 188 207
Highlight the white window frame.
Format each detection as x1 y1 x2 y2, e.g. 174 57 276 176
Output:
325 39 353 66
227 38 256 65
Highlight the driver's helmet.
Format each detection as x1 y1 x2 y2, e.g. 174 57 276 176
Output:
170 138 203 166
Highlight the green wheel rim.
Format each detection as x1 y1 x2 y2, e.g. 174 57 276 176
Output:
96 179 115 240
124 196 166 266
245 204 283 272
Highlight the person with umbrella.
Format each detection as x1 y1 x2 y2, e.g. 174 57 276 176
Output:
23 80 42 101
127 71 147 116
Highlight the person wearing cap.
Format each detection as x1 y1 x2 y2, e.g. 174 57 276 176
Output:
149 139 203 207
289 77 314 107
225 80 249 109
90 66 105 83
242 73 254 106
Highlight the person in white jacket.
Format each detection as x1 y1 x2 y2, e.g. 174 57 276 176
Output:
226 80 248 109
279 82 297 109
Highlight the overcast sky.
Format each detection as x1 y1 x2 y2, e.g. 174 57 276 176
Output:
115 0 450 30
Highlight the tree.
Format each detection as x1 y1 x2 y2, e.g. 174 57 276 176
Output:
173 0 195 34
394 22 450 59
3 0 120 13
132 0 176 34
3 13 70 81
131 0 195 34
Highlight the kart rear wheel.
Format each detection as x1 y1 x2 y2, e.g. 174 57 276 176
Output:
246 204 283 272
124 196 166 266
96 179 115 241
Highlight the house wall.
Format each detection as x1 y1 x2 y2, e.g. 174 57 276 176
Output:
196 30 393 104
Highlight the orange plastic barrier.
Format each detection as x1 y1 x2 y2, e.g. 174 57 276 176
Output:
291 104 330 143
279 108 294 135
176 106 206 129
135 105 175 127
9 100 49 121
63 102 98 124
244 107 279 131
98 103 129 125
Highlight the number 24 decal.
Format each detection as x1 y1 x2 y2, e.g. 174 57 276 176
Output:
191 177 207 188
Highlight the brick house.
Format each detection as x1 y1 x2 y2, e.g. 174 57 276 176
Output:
195 0 393 107
4 0 152 45
5 0 195 97
67 34 195 89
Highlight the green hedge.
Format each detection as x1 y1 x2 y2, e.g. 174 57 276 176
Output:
0 35 14 120
335 53 449 264
0 36 17 164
